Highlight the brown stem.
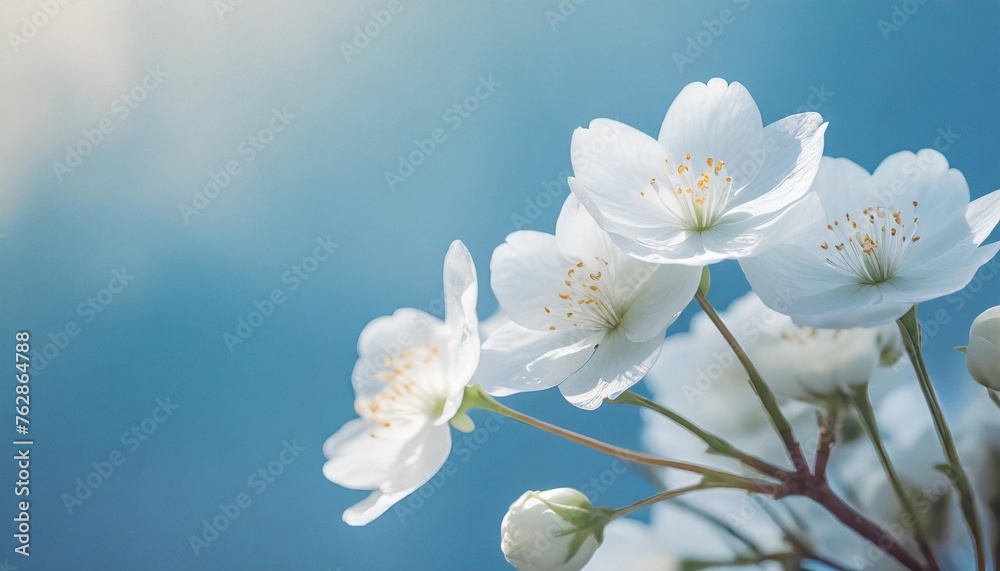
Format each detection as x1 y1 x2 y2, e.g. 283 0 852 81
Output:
805 484 926 571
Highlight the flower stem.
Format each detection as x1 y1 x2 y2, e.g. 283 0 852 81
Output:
898 306 986 571
462 386 769 490
609 391 787 479
609 482 715 519
850 382 939 570
693 288 810 474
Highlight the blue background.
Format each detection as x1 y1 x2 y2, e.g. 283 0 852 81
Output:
1 1 999 569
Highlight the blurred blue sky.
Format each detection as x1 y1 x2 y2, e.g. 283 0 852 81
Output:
1 1 999 569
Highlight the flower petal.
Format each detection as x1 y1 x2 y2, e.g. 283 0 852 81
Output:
442 240 480 400
870 149 971 237
658 78 764 188
477 322 601 395
888 241 1000 303
570 119 676 232
323 417 425 490
352 308 450 401
708 192 826 260
558 328 663 409
728 113 826 215
490 231 570 331
619 263 701 343
343 486 417 526
967 188 1000 245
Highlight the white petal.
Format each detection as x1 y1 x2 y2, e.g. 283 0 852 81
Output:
558 328 663 409
342 486 417 526
477 321 601 395
870 149 970 237
555 193 621 263
728 113 826 215
889 241 1000 303
323 418 424 490
708 192 826 259
658 78 765 188
739 242 851 316
967 188 1000 245
442 240 480 401
490 231 570 331
808 156 877 217
619 263 701 342
569 120 676 232
791 284 913 329
352 308 450 399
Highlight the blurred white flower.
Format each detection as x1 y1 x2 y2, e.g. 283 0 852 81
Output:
742 151 1000 328
569 77 827 266
966 305 1000 391
478 195 701 409
501 488 605 571
322 241 479 525
721 292 902 401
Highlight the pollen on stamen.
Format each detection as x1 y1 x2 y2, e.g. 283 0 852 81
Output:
576 262 584 268
565 280 572 286
912 236 921 242
821 243 829 250
706 157 713 167
715 161 724 173
685 153 691 160
590 272 602 280
548 325 556 331
725 176 732 183
566 312 573 318
544 307 551 313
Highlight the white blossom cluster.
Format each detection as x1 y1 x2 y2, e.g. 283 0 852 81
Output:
323 79 1000 571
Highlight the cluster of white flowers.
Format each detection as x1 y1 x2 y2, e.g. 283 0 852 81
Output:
323 79 1000 570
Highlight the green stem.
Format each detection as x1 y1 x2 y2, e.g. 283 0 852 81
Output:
850 382 939 570
898 306 986 571
462 386 771 490
609 391 787 479
610 482 716 519
694 288 810 474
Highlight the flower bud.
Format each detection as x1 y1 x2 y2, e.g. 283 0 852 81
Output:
966 306 1000 391
500 488 607 571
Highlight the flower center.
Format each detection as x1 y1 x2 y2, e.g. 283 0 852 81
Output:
359 343 447 426
820 201 921 285
642 154 736 232
543 256 622 332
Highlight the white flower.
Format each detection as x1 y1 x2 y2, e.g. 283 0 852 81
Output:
322 241 479 526
966 305 1000 391
741 151 1000 328
722 292 902 401
501 488 605 571
477 195 701 409
568 77 827 266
